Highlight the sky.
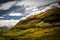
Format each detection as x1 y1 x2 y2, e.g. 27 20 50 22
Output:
0 0 60 28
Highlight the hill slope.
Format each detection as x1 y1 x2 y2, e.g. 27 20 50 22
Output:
12 8 60 29
0 8 60 40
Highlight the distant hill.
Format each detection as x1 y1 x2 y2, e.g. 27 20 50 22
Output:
0 8 60 40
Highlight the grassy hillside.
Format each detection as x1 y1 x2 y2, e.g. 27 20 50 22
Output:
0 8 60 40
12 8 60 29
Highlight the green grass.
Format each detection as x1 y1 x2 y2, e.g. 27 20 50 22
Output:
1 26 60 40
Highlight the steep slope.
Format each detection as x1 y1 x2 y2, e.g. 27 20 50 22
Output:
0 8 60 40
12 8 60 29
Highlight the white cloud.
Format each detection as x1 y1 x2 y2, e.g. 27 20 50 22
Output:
0 0 59 10
9 13 23 16
32 8 38 11
0 1 16 10
25 7 38 12
0 20 19 28
16 0 57 7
